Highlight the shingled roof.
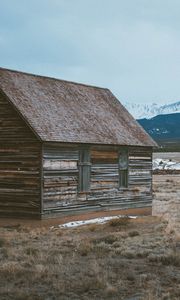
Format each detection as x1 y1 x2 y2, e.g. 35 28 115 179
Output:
0 67 156 147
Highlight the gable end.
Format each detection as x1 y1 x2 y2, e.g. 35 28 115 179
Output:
0 88 41 142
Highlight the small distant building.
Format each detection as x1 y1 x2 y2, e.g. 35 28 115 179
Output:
0 68 157 218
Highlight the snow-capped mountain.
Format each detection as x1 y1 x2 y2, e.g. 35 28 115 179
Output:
124 101 180 119
124 100 180 149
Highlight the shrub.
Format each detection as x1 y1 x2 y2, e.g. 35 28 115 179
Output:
93 234 117 245
77 241 93 256
148 253 180 266
0 238 6 248
126 272 136 281
128 230 140 237
94 242 111 256
108 216 130 227
160 253 180 266
25 247 39 256
0 247 8 259
88 224 99 232
105 284 118 296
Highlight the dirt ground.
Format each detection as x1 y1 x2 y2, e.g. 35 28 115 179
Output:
0 207 151 229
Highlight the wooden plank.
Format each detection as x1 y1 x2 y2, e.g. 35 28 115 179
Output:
43 159 77 170
0 93 41 217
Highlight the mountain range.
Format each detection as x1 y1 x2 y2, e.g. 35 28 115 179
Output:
124 101 180 150
124 101 180 119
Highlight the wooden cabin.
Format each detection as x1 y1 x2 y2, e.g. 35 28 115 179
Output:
0 67 157 218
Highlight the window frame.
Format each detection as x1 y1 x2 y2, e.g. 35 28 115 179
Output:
118 147 129 189
78 147 91 193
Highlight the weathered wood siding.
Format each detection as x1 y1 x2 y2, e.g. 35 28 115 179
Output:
128 147 152 192
88 147 152 209
42 144 153 216
43 145 79 211
0 93 41 217
88 149 119 203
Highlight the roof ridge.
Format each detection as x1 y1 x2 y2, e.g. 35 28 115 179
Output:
0 66 108 91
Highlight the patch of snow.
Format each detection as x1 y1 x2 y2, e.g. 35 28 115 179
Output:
153 158 180 170
166 163 180 170
162 130 169 134
57 215 137 229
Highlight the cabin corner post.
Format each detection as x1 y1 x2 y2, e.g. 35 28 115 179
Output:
150 147 153 197
40 143 44 218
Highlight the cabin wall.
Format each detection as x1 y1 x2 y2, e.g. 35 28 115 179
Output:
42 145 79 211
42 143 153 216
87 146 152 209
0 93 41 218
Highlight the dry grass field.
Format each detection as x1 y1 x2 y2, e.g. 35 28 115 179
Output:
0 154 180 300
153 174 180 203
0 216 179 299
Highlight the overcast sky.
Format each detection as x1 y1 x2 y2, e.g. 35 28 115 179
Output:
0 0 180 104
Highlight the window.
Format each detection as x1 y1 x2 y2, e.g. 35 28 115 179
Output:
119 148 128 188
78 148 91 192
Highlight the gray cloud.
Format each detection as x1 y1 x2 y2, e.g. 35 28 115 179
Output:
0 0 180 104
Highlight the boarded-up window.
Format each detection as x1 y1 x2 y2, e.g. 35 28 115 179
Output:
91 150 118 164
78 149 91 192
91 149 119 189
119 148 128 188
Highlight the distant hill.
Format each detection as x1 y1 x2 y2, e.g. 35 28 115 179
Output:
137 113 180 151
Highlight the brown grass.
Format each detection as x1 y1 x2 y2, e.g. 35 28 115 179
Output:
0 215 179 300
